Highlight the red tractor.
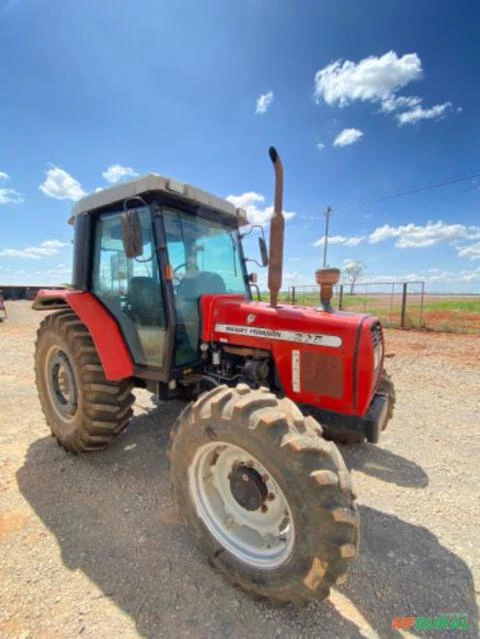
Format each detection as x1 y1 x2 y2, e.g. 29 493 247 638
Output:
33 148 394 605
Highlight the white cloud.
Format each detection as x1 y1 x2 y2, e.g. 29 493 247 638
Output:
350 272 423 285
314 235 365 247
39 167 86 201
0 239 70 259
43 265 72 276
316 142 325 151
459 266 480 281
255 91 274 115
256 270 314 289
368 221 480 248
226 191 295 226
411 267 480 284
282 271 316 286
0 188 24 206
41 240 70 250
426 270 460 283
0 171 24 205
284 272 304 282
380 95 422 113
314 51 457 127
0 262 73 286
314 51 422 107
425 271 452 282
258 265 480 293
102 164 138 184
396 102 452 125
227 192 265 210
263 206 295 223
333 128 363 147
457 242 480 261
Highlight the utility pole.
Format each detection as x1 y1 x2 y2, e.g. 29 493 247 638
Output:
322 206 332 268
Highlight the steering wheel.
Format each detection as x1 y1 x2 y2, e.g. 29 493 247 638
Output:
173 262 187 288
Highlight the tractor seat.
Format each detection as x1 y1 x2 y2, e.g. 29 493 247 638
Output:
176 271 227 303
128 276 164 326
175 272 227 359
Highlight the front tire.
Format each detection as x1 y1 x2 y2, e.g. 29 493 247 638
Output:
169 384 359 605
35 309 135 453
378 370 396 426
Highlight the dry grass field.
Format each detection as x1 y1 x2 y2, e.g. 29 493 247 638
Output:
276 291 480 333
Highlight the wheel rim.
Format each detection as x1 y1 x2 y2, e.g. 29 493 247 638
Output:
45 346 78 421
189 441 295 568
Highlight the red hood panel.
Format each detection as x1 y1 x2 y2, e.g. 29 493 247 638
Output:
201 297 366 343
201 296 377 417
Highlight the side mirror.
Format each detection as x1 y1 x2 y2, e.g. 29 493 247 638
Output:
120 210 143 258
258 237 269 267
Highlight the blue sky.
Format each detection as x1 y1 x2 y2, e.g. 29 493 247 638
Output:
1 0 479 291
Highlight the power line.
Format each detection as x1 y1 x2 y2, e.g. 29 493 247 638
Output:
336 170 480 214
371 172 480 203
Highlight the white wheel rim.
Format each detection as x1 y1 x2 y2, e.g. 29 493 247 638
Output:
45 345 78 423
189 441 295 568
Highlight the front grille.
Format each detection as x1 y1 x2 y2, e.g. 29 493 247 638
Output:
371 321 383 348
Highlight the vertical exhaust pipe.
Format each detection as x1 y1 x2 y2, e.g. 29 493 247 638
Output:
268 146 284 308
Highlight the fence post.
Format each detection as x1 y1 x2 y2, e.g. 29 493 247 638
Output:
419 281 425 328
291 286 296 305
400 282 408 328
339 284 344 310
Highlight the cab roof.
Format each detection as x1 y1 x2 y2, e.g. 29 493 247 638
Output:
69 173 248 226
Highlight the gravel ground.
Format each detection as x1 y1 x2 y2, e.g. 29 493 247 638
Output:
0 301 478 639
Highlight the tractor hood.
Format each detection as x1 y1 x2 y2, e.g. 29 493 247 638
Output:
201 295 368 345
200 295 381 418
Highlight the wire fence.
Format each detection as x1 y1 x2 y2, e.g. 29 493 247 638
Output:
286 282 480 334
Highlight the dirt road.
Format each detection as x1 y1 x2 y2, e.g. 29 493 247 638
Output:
0 302 478 638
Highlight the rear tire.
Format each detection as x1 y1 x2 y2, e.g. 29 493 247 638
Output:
169 384 359 605
35 309 135 453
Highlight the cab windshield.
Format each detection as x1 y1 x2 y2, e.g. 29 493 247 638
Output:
163 207 249 365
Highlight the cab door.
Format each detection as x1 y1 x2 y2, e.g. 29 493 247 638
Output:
91 207 168 370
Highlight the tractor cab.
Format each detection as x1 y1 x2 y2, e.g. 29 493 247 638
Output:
69 175 258 377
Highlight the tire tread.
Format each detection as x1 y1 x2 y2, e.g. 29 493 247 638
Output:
35 310 134 453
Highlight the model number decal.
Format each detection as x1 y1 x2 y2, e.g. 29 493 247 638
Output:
214 324 342 348
292 350 301 392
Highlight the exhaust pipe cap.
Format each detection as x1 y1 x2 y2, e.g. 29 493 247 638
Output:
315 268 340 313
315 268 340 285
